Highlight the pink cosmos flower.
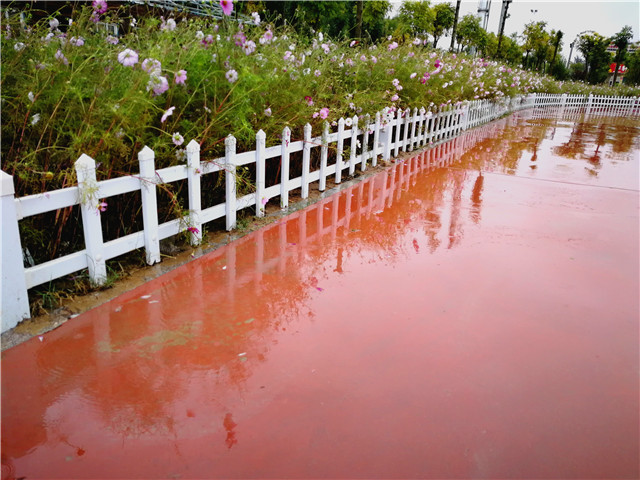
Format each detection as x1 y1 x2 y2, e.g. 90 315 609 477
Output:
93 0 108 14
319 107 329 119
106 35 119 44
220 0 233 16
305 96 313 106
172 132 184 146
434 59 442 69
388 41 398 51
70 36 84 46
147 74 169 95
391 94 399 102
260 29 273 45
118 48 138 67
225 69 238 83
142 58 161 76
161 106 175 123
55 49 69 65
314 70 321 77
187 226 199 234
174 69 187 85
264 107 272 117
242 40 256 55
97 201 108 212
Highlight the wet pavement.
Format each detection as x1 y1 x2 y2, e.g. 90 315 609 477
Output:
2 110 639 479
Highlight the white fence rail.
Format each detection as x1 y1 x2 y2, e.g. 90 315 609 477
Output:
1 93 639 331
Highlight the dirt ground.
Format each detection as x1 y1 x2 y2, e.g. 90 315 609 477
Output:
1 160 397 351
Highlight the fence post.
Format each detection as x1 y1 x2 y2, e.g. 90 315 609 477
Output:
418 108 426 147
372 112 380 167
560 93 567 109
382 111 393 162
186 139 202 246
586 93 593 116
349 115 358 175
280 126 291 209
394 110 402 158
402 108 411 153
301 123 311 198
335 118 345 183
320 122 329 190
361 114 370 172
0 171 30 332
255 130 266 217
409 107 418 152
75 154 107 284
225 135 237 230
138 146 161 265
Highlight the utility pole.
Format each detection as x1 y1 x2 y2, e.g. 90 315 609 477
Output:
450 0 461 52
496 0 512 58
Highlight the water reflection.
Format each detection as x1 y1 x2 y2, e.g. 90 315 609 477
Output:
2 111 638 479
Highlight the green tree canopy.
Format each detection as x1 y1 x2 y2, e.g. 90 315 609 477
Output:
455 14 484 53
431 2 455 48
578 32 612 84
611 26 633 84
398 0 434 39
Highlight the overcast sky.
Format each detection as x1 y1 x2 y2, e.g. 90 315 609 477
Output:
389 0 640 61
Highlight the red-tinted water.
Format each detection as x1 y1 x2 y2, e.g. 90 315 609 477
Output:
2 111 639 479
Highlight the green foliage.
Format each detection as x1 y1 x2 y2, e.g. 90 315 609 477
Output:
455 14 484 53
611 26 633 84
398 0 434 38
431 3 455 48
578 32 612 84
626 48 640 85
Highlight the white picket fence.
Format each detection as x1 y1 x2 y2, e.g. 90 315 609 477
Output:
1 93 639 332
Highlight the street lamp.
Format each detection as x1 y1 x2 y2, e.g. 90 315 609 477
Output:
567 30 595 68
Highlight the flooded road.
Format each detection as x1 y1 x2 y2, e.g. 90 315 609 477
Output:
2 110 639 479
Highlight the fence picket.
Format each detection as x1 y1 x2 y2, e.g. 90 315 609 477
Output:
280 127 291 208
138 146 161 265
372 112 381 167
320 122 329 191
349 115 358 176
186 139 202 246
255 130 266 216
225 135 237 230
361 114 370 172
75 154 107 284
335 118 345 183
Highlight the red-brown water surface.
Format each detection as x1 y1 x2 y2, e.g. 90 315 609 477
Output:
2 110 639 479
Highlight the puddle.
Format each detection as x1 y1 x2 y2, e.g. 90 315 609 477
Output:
2 111 638 479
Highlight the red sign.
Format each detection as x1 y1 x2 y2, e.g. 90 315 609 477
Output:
609 63 628 74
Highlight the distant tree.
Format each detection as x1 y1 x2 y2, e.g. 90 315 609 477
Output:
522 21 548 69
550 30 563 65
431 2 455 48
611 26 633 85
502 33 524 65
625 48 640 84
578 32 611 84
455 14 484 53
398 0 434 39
360 0 392 43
